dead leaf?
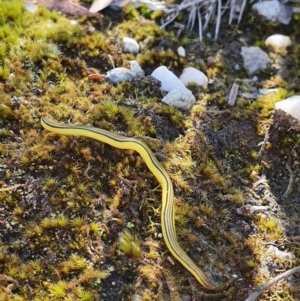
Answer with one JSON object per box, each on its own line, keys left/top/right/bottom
{"left": 88, "top": 74, "right": 105, "bottom": 81}
{"left": 35, "top": 0, "right": 102, "bottom": 17}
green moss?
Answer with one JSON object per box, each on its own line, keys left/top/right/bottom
{"left": 124, "top": 5, "right": 140, "bottom": 20}
{"left": 139, "top": 4, "right": 152, "bottom": 19}
{"left": 119, "top": 230, "right": 142, "bottom": 257}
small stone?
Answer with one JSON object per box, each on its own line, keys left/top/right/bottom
{"left": 89, "top": 0, "right": 113, "bottom": 12}
{"left": 265, "top": 34, "right": 292, "bottom": 52}
{"left": 105, "top": 67, "right": 135, "bottom": 84}
{"left": 252, "top": 0, "right": 292, "bottom": 25}
{"left": 162, "top": 86, "right": 195, "bottom": 110}
{"left": 86, "top": 24, "right": 96, "bottom": 34}
{"left": 259, "top": 88, "right": 278, "bottom": 95}
{"left": 267, "top": 245, "right": 295, "bottom": 260}
{"left": 241, "top": 46, "right": 270, "bottom": 76}
{"left": 151, "top": 66, "right": 185, "bottom": 92}
{"left": 110, "top": 0, "right": 132, "bottom": 10}
{"left": 234, "top": 64, "right": 240, "bottom": 71}
{"left": 275, "top": 95, "right": 300, "bottom": 122}
{"left": 130, "top": 60, "right": 145, "bottom": 78}
{"left": 177, "top": 46, "right": 186, "bottom": 57}
{"left": 179, "top": 67, "right": 208, "bottom": 89}
{"left": 207, "top": 56, "right": 216, "bottom": 67}
{"left": 123, "top": 37, "right": 139, "bottom": 54}
{"left": 132, "top": 295, "right": 142, "bottom": 301}
{"left": 24, "top": 2, "right": 38, "bottom": 13}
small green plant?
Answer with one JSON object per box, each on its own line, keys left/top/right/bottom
{"left": 250, "top": 150, "right": 259, "bottom": 159}
{"left": 20, "top": 156, "right": 30, "bottom": 165}
{"left": 43, "top": 178, "right": 57, "bottom": 191}
{"left": 47, "top": 281, "right": 68, "bottom": 299}
{"left": 246, "top": 259, "right": 256, "bottom": 268}
{"left": 119, "top": 230, "right": 142, "bottom": 257}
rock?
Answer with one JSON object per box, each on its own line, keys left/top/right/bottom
{"left": 89, "top": 0, "right": 113, "bottom": 12}
{"left": 275, "top": 95, "right": 300, "bottom": 122}
{"left": 179, "top": 67, "right": 208, "bottom": 89}
{"left": 151, "top": 66, "right": 185, "bottom": 92}
{"left": 267, "top": 245, "right": 295, "bottom": 260}
{"left": 234, "top": 64, "right": 240, "bottom": 71}
{"left": 259, "top": 88, "right": 278, "bottom": 95}
{"left": 252, "top": 0, "right": 293, "bottom": 25}
{"left": 161, "top": 86, "right": 195, "bottom": 110}
{"left": 207, "top": 56, "right": 216, "bottom": 67}
{"left": 110, "top": 0, "right": 130, "bottom": 10}
{"left": 177, "top": 46, "right": 186, "bottom": 57}
{"left": 105, "top": 67, "right": 135, "bottom": 84}
{"left": 265, "top": 34, "right": 292, "bottom": 52}
{"left": 25, "top": 2, "right": 38, "bottom": 13}
{"left": 123, "top": 37, "right": 139, "bottom": 54}
{"left": 85, "top": 24, "right": 96, "bottom": 34}
{"left": 130, "top": 60, "right": 145, "bottom": 78}
{"left": 241, "top": 46, "right": 270, "bottom": 76}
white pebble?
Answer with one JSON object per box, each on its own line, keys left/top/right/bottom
{"left": 151, "top": 66, "right": 185, "bottom": 92}
{"left": 177, "top": 46, "right": 186, "bottom": 57}
{"left": 130, "top": 60, "right": 144, "bottom": 78}
{"left": 252, "top": 0, "right": 292, "bottom": 25}
{"left": 252, "top": 0, "right": 280, "bottom": 22}
{"left": 123, "top": 37, "right": 139, "bottom": 54}
{"left": 234, "top": 64, "right": 240, "bottom": 71}
{"left": 265, "top": 34, "right": 292, "bottom": 52}
{"left": 206, "top": 32, "right": 212, "bottom": 39}
{"left": 105, "top": 67, "right": 135, "bottom": 84}
{"left": 24, "top": 2, "right": 38, "bottom": 13}
{"left": 275, "top": 95, "right": 300, "bottom": 121}
{"left": 179, "top": 67, "right": 208, "bottom": 89}
{"left": 162, "top": 86, "right": 195, "bottom": 110}
{"left": 89, "top": 0, "right": 113, "bottom": 12}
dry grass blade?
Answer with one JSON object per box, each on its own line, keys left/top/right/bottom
{"left": 244, "top": 265, "right": 300, "bottom": 301}
{"left": 159, "top": 0, "right": 250, "bottom": 40}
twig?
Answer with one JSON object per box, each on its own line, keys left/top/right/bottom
{"left": 238, "top": 0, "right": 248, "bottom": 24}
{"left": 244, "top": 265, "right": 300, "bottom": 301}
{"left": 258, "top": 127, "right": 269, "bottom": 157}
{"left": 0, "top": 184, "right": 24, "bottom": 192}
{"left": 228, "top": 83, "right": 239, "bottom": 106}
{"left": 283, "top": 158, "right": 293, "bottom": 198}
{"left": 215, "top": 0, "right": 222, "bottom": 39}
{"left": 108, "top": 54, "right": 115, "bottom": 69}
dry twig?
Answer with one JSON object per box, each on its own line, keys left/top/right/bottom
{"left": 244, "top": 265, "right": 300, "bottom": 301}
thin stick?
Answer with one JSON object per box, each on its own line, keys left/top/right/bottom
{"left": 283, "top": 159, "right": 294, "bottom": 198}
{"left": 0, "top": 184, "right": 24, "bottom": 192}
{"left": 244, "top": 265, "right": 300, "bottom": 301}
{"left": 238, "top": 0, "right": 247, "bottom": 23}
{"left": 215, "top": 0, "right": 222, "bottom": 39}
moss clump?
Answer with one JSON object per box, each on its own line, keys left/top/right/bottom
{"left": 118, "top": 230, "right": 142, "bottom": 257}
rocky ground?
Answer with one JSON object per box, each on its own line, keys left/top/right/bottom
{"left": 0, "top": 1, "right": 300, "bottom": 301}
